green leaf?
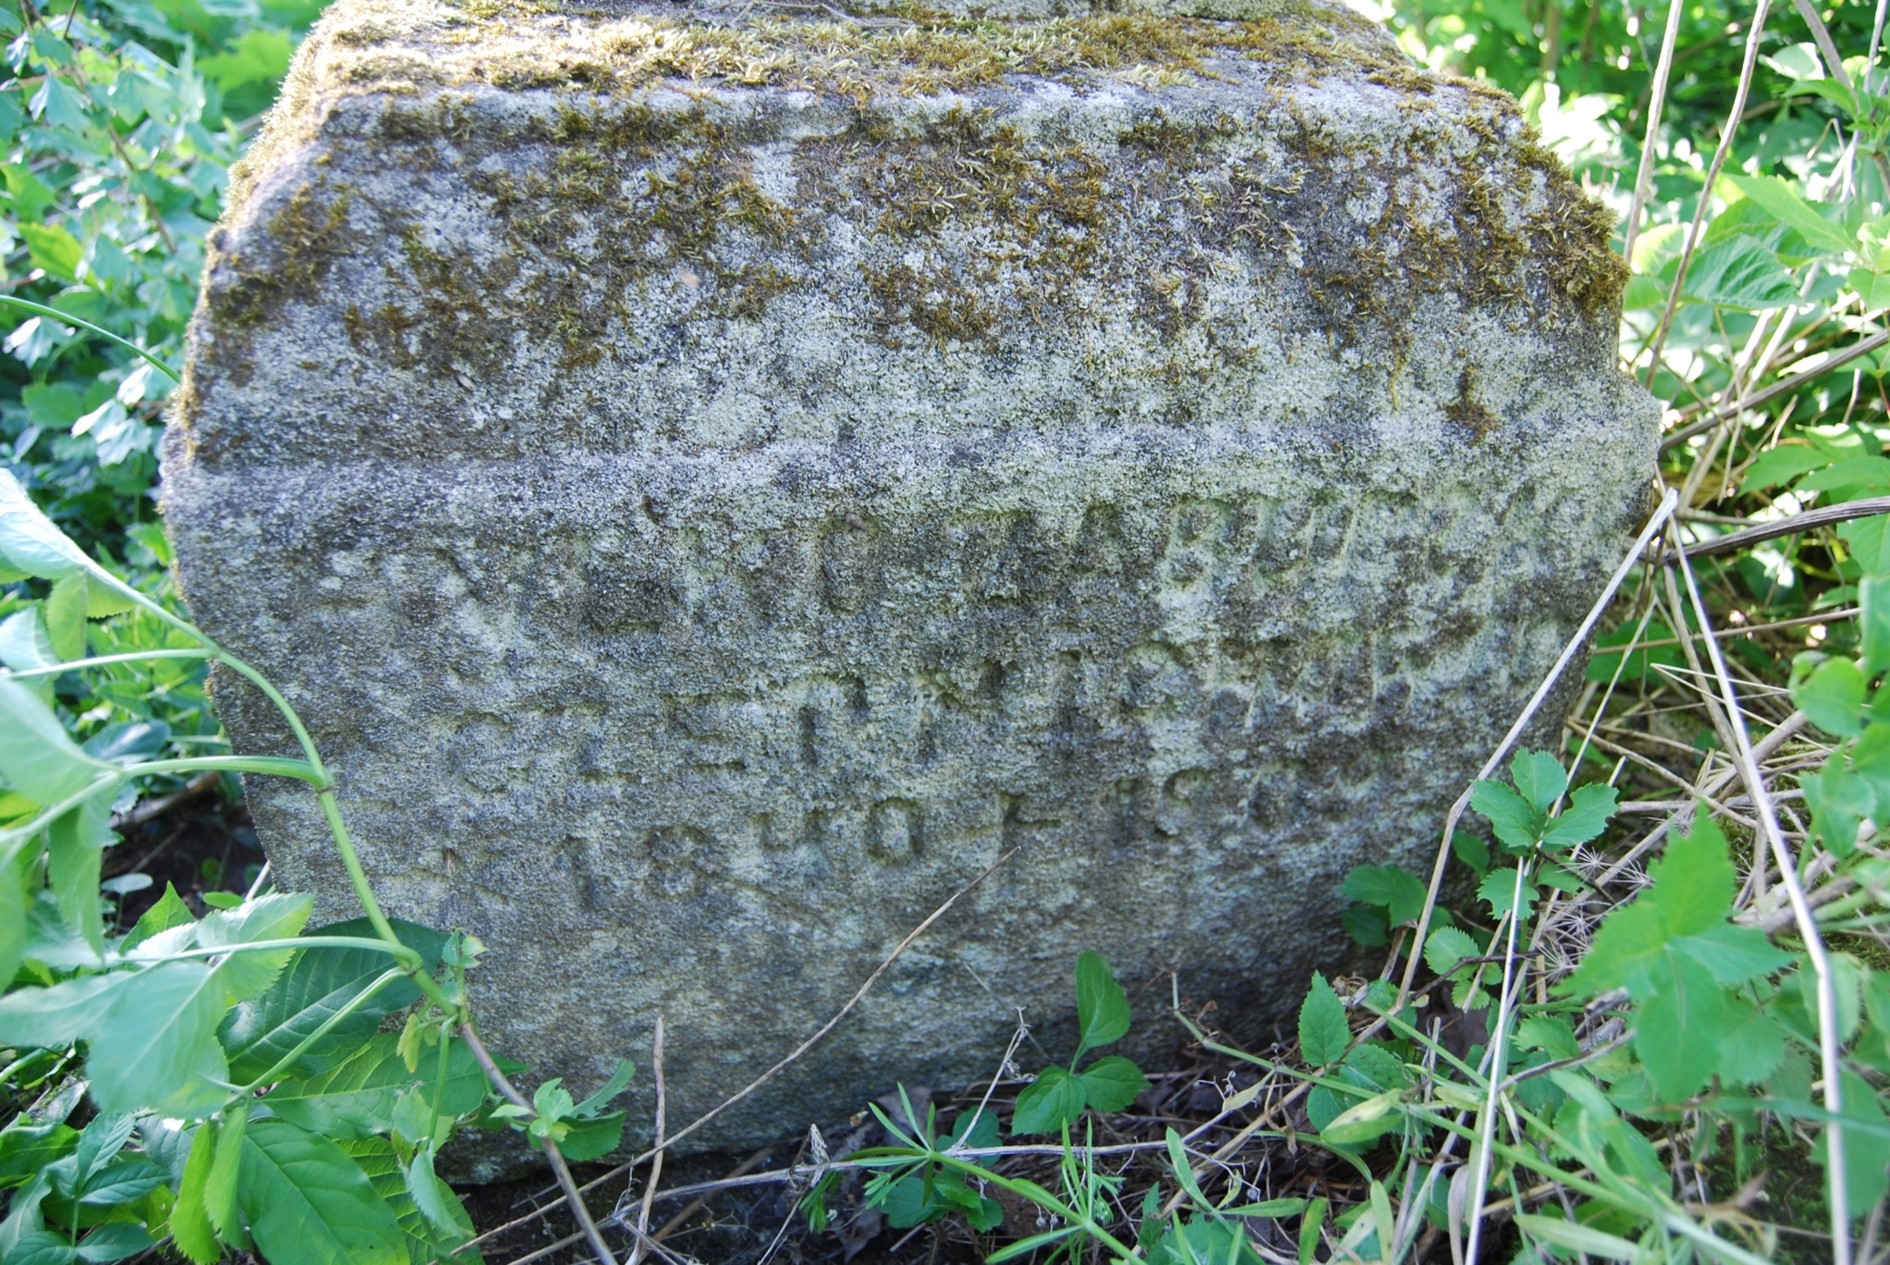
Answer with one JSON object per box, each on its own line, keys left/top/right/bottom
{"left": 266, "top": 1034, "right": 484, "bottom": 1141}
{"left": 238, "top": 1119, "right": 406, "bottom": 1265}
{"left": 1540, "top": 783, "right": 1617, "bottom": 850}
{"left": 199, "top": 893, "right": 313, "bottom": 1003}
{"left": 556, "top": 1111, "right": 626, "bottom": 1162}
{"left": 87, "top": 962, "right": 230, "bottom": 1116}
{"left": 27, "top": 75, "right": 89, "bottom": 131}
{"left": 1743, "top": 443, "right": 1840, "bottom": 490}
{"left": 1423, "top": 927, "right": 1480, "bottom": 976}
{"left": 43, "top": 575, "right": 87, "bottom": 664}
{"left": 1011, "top": 1066, "right": 1086, "bottom": 1135}
{"left": 0, "top": 972, "right": 127, "bottom": 1047}
{"left": 168, "top": 1125, "right": 219, "bottom": 1265}
{"left": 75, "top": 1223, "right": 154, "bottom": 1263}
{"left": 1670, "top": 922, "right": 1794, "bottom": 986}
{"left": 1078, "top": 1055, "right": 1150, "bottom": 1113}
{"left": 1469, "top": 779, "right": 1540, "bottom": 852}
{"left": 404, "top": 1148, "right": 474, "bottom": 1244}
{"left": 1339, "top": 864, "right": 1428, "bottom": 925}
{"left": 1514, "top": 1014, "right": 1579, "bottom": 1061}
{"left": 122, "top": 883, "right": 195, "bottom": 953}
{"left": 1863, "top": 577, "right": 1890, "bottom": 675}
{"left": 206, "top": 1110, "right": 247, "bottom": 1244}
{"left": 1679, "top": 235, "right": 1799, "bottom": 309}
{"left": 0, "top": 676, "right": 116, "bottom": 807}
{"left": 336, "top": 1137, "right": 481, "bottom": 1265}
{"left": 1841, "top": 512, "right": 1890, "bottom": 577}
{"left": 572, "top": 1058, "right": 636, "bottom": 1116}
{"left": 1796, "top": 455, "right": 1890, "bottom": 497}
{"left": 1508, "top": 750, "right": 1567, "bottom": 815}
{"left": 1714, "top": 997, "right": 1788, "bottom": 1086}
{"left": 1297, "top": 973, "right": 1348, "bottom": 1067}
{"left": 0, "top": 470, "right": 92, "bottom": 580}
{"left": 0, "top": 608, "right": 59, "bottom": 689}
{"left": 48, "top": 786, "right": 118, "bottom": 956}
{"left": 1723, "top": 173, "right": 1856, "bottom": 255}
{"left": 1477, "top": 866, "right": 1537, "bottom": 921}
{"left": 221, "top": 918, "right": 446, "bottom": 1083}
{"left": 0, "top": 837, "right": 36, "bottom": 989}
{"left": 1073, "top": 950, "right": 1132, "bottom": 1056}
{"left": 1633, "top": 948, "right": 1726, "bottom": 1102}
{"left": 1515, "top": 1214, "right": 1641, "bottom": 1261}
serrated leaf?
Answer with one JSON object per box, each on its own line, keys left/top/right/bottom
{"left": 1078, "top": 1055, "right": 1149, "bottom": 1113}
{"left": 1680, "top": 234, "right": 1799, "bottom": 309}
{"left": 44, "top": 575, "right": 87, "bottom": 662}
{"left": 86, "top": 961, "right": 229, "bottom": 1116}
{"left": 556, "top": 1111, "right": 625, "bottom": 1162}
{"left": 1541, "top": 783, "right": 1617, "bottom": 850}
{"left": 1339, "top": 864, "right": 1428, "bottom": 925}
{"left": 48, "top": 786, "right": 118, "bottom": 956}
{"left": 404, "top": 1148, "right": 474, "bottom": 1244}
{"left": 1011, "top": 1066, "right": 1086, "bottom": 1135}
{"left": 336, "top": 1136, "right": 483, "bottom": 1265}
{"left": 221, "top": 918, "right": 446, "bottom": 1083}
{"left": 122, "top": 883, "right": 194, "bottom": 953}
{"left": 1671, "top": 922, "right": 1795, "bottom": 986}
{"left": 1514, "top": 1014, "right": 1579, "bottom": 1061}
{"left": 1715, "top": 997, "right": 1788, "bottom": 1086}
{"left": 1634, "top": 951, "right": 1727, "bottom": 1102}
{"left": 1648, "top": 815, "right": 1737, "bottom": 939}
{"left": 199, "top": 892, "right": 313, "bottom": 1003}
{"left": 0, "top": 972, "right": 127, "bottom": 1047}
{"left": 266, "top": 1034, "right": 484, "bottom": 1141}
{"left": 1723, "top": 173, "right": 1856, "bottom": 255}
{"left": 0, "top": 676, "right": 116, "bottom": 807}
{"left": 1073, "top": 950, "right": 1131, "bottom": 1057}
{"left": 1297, "top": 972, "right": 1349, "bottom": 1067}
{"left": 206, "top": 1110, "right": 248, "bottom": 1245}
{"left": 1469, "top": 780, "right": 1540, "bottom": 852}
{"left": 1423, "top": 927, "right": 1480, "bottom": 976}
{"left": 1508, "top": 750, "right": 1567, "bottom": 815}
{"left": 1796, "top": 656, "right": 1867, "bottom": 736}
{"left": 0, "top": 470, "right": 91, "bottom": 580}
{"left": 168, "top": 1124, "right": 219, "bottom": 1265}
{"left": 239, "top": 1119, "right": 405, "bottom": 1265}
{"left": 1477, "top": 866, "right": 1538, "bottom": 921}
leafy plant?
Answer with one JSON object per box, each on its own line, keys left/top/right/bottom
{"left": 1010, "top": 951, "right": 1151, "bottom": 1137}
{"left": 0, "top": 472, "right": 637, "bottom": 1265}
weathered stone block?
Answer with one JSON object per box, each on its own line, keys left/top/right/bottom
{"left": 164, "top": 0, "right": 1657, "bottom": 1150}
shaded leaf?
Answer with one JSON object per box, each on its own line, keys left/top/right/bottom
{"left": 1297, "top": 973, "right": 1348, "bottom": 1067}
{"left": 1078, "top": 1055, "right": 1149, "bottom": 1113}
{"left": 238, "top": 1119, "right": 405, "bottom": 1265}
{"left": 1011, "top": 1066, "right": 1085, "bottom": 1136}
{"left": 1073, "top": 950, "right": 1131, "bottom": 1056}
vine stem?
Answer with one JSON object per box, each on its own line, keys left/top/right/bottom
{"left": 459, "top": 1023, "right": 621, "bottom": 1265}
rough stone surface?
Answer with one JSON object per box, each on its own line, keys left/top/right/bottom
{"left": 164, "top": 0, "right": 1658, "bottom": 1152}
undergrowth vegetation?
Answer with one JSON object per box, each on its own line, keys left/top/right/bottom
{"left": 2, "top": 0, "right": 1890, "bottom": 1262}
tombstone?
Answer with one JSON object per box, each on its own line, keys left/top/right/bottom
{"left": 163, "top": 0, "right": 1658, "bottom": 1151}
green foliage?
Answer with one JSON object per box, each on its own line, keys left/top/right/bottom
{"left": 1010, "top": 951, "right": 1151, "bottom": 1136}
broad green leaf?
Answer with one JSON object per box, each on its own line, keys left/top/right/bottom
{"left": 0, "top": 1118, "right": 78, "bottom": 1186}
{"left": 1679, "top": 235, "right": 1798, "bottom": 309}
{"left": 1648, "top": 815, "right": 1737, "bottom": 938}
{"left": 1714, "top": 997, "right": 1788, "bottom": 1086}
{"left": 336, "top": 1137, "right": 482, "bottom": 1265}
{"left": 1514, "top": 1014, "right": 1578, "bottom": 1061}
{"left": 1863, "top": 577, "right": 1890, "bottom": 674}
{"left": 73, "top": 1114, "right": 136, "bottom": 1184}
{"left": 1796, "top": 455, "right": 1890, "bottom": 498}
{"left": 1078, "top": 1055, "right": 1150, "bottom": 1113}
{"left": 1476, "top": 866, "right": 1537, "bottom": 921}
{"left": 1468, "top": 780, "right": 1539, "bottom": 852}
{"left": 1723, "top": 173, "right": 1856, "bottom": 255}
{"left": 47, "top": 786, "right": 119, "bottom": 956}
{"left": 75, "top": 1223, "right": 154, "bottom": 1264}
{"left": 1815, "top": 1069, "right": 1890, "bottom": 1215}
{"left": 572, "top": 1057, "right": 636, "bottom": 1116}
{"left": 1540, "top": 783, "right": 1617, "bottom": 850}
{"left": 0, "top": 836, "right": 33, "bottom": 989}
{"left": 1840, "top": 512, "right": 1890, "bottom": 576}
{"left": 1671, "top": 922, "right": 1794, "bottom": 986}
{"left": 0, "top": 972, "right": 126, "bottom": 1047}
{"left": 0, "top": 609, "right": 58, "bottom": 692}
{"left": 1743, "top": 443, "right": 1839, "bottom": 490}
{"left": 266, "top": 1034, "right": 485, "bottom": 1141}
{"left": 0, "top": 677, "right": 116, "bottom": 807}
{"left": 238, "top": 1119, "right": 405, "bottom": 1265}
{"left": 404, "top": 1148, "right": 474, "bottom": 1244}
{"left": 0, "top": 472, "right": 92, "bottom": 581}
{"left": 199, "top": 892, "right": 313, "bottom": 1003}
{"left": 1634, "top": 950, "right": 1726, "bottom": 1102}
{"left": 1297, "top": 973, "right": 1348, "bottom": 1067}
{"left": 8, "top": 1230, "right": 78, "bottom": 1265}
{"left": 1508, "top": 750, "right": 1567, "bottom": 815}
{"left": 221, "top": 918, "right": 446, "bottom": 1083}
{"left": 1339, "top": 864, "right": 1428, "bottom": 925}
{"left": 1423, "top": 927, "right": 1480, "bottom": 976}
{"left": 1073, "top": 950, "right": 1131, "bottom": 1056}
{"left": 74, "top": 1159, "right": 163, "bottom": 1206}
{"left": 205, "top": 1110, "right": 247, "bottom": 1244}
{"left": 86, "top": 962, "right": 229, "bottom": 1117}
{"left": 1010, "top": 1066, "right": 1086, "bottom": 1135}
{"left": 122, "top": 883, "right": 195, "bottom": 953}
{"left": 555, "top": 1111, "right": 625, "bottom": 1163}
{"left": 168, "top": 1125, "right": 219, "bottom": 1265}
{"left": 1320, "top": 1089, "right": 1402, "bottom": 1147}
{"left": 44, "top": 577, "right": 88, "bottom": 664}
